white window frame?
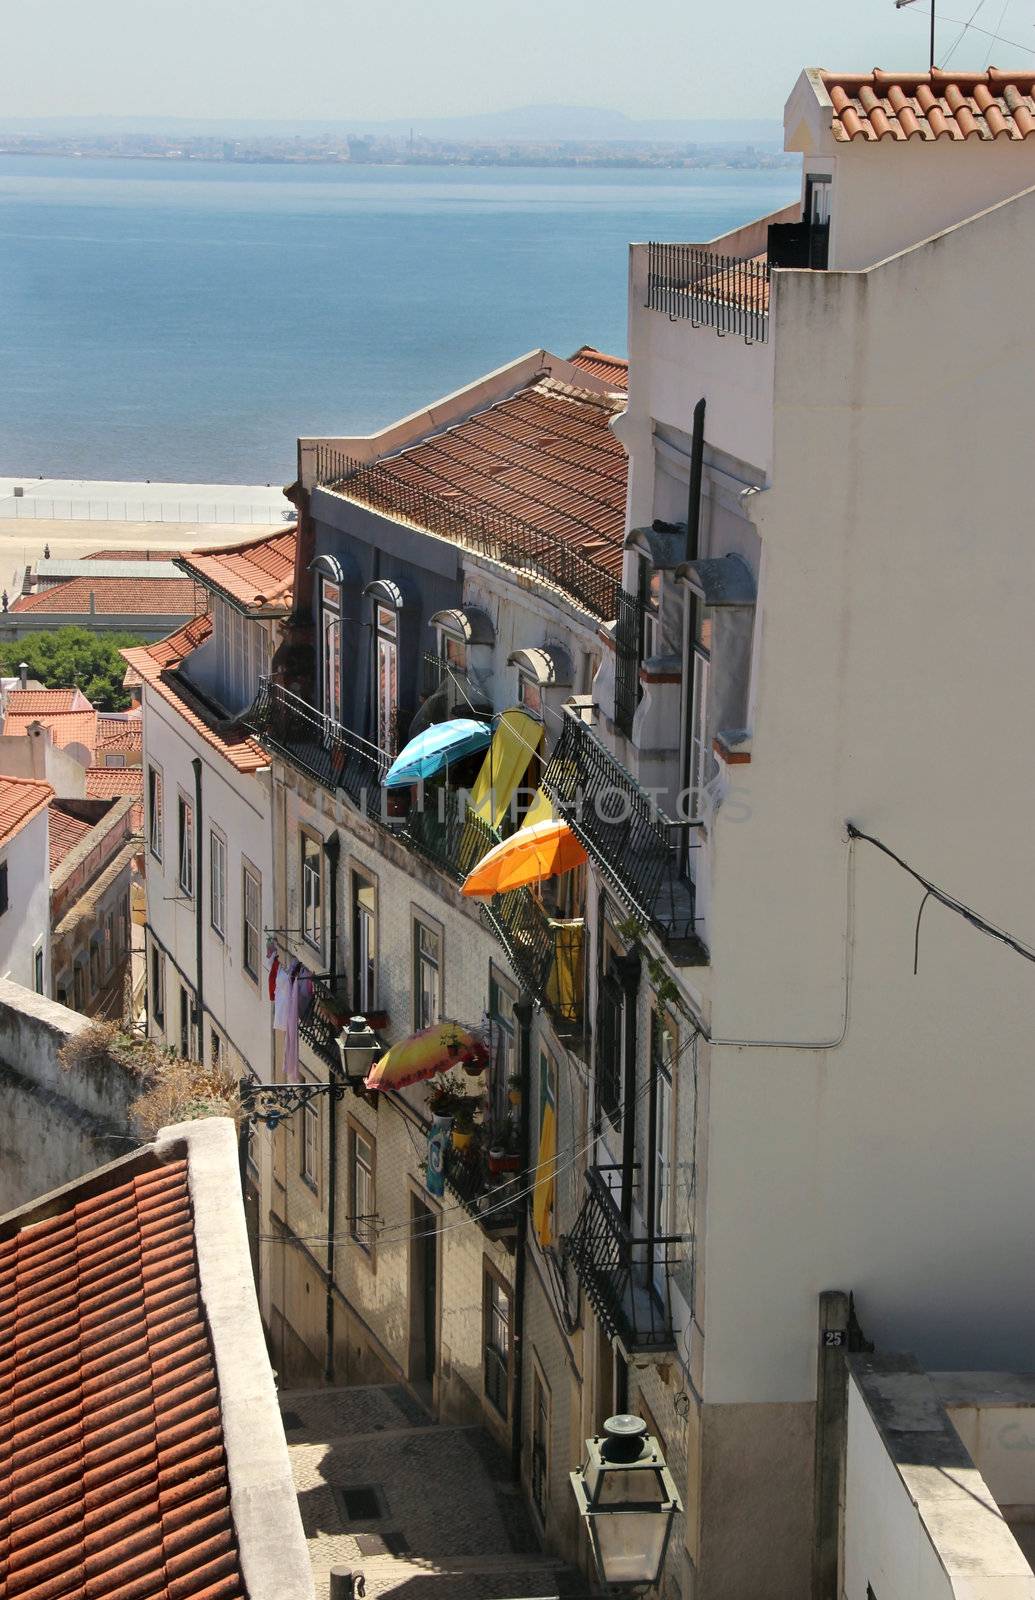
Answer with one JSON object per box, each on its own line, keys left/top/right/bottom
{"left": 210, "top": 829, "right": 227, "bottom": 938}
{"left": 352, "top": 870, "right": 377, "bottom": 1013}
{"left": 242, "top": 860, "right": 261, "bottom": 983}
{"left": 301, "top": 831, "right": 323, "bottom": 952}
{"left": 301, "top": 1078, "right": 321, "bottom": 1192}
{"left": 150, "top": 941, "right": 166, "bottom": 1028}
{"left": 688, "top": 648, "right": 712, "bottom": 817}
{"left": 177, "top": 793, "right": 194, "bottom": 898}
{"left": 322, "top": 579, "right": 342, "bottom": 723}
{"left": 349, "top": 1121, "right": 376, "bottom": 1254}
{"left": 376, "top": 604, "right": 399, "bottom": 755}
{"left": 147, "top": 763, "right": 163, "bottom": 860}
{"left": 413, "top": 914, "right": 442, "bottom": 1032}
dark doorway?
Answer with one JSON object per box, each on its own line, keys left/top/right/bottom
{"left": 410, "top": 1196, "right": 439, "bottom": 1394}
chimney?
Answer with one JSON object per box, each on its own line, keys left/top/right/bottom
{"left": 19, "top": 662, "right": 27, "bottom": 687}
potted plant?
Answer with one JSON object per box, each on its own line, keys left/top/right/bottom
{"left": 315, "top": 978, "right": 353, "bottom": 1030}
{"left": 451, "top": 1101, "right": 477, "bottom": 1151}
{"left": 426, "top": 1070, "right": 465, "bottom": 1122}
{"left": 507, "top": 1073, "right": 523, "bottom": 1107}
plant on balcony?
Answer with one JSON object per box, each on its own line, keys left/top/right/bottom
{"left": 507, "top": 1072, "right": 522, "bottom": 1106}
{"left": 451, "top": 1100, "right": 478, "bottom": 1150}
{"left": 426, "top": 1069, "right": 468, "bottom": 1120}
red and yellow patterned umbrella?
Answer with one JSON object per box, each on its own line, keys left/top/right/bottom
{"left": 365, "top": 1020, "right": 490, "bottom": 1092}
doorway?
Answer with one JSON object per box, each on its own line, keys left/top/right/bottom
{"left": 410, "top": 1195, "right": 439, "bottom": 1396}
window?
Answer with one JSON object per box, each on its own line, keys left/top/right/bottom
{"left": 321, "top": 579, "right": 342, "bottom": 723}
{"left": 352, "top": 871, "right": 377, "bottom": 1012}
{"left": 177, "top": 795, "right": 194, "bottom": 898}
{"left": 531, "top": 1365, "right": 550, "bottom": 1524}
{"left": 376, "top": 605, "right": 399, "bottom": 755}
{"left": 210, "top": 1027, "right": 222, "bottom": 1069}
{"left": 650, "top": 1011, "right": 676, "bottom": 1296}
{"left": 413, "top": 917, "right": 441, "bottom": 1032}
{"left": 483, "top": 1265, "right": 512, "bottom": 1419}
{"left": 210, "top": 830, "right": 227, "bottom": 937}
{"left": 517, "top": 671, "right": 542, "bottom": 716}
{"left": 150, "top": 942, "right": 165, "bottom": 1027}
{"left": 33, "top": 942, "right": 45, "bottom": 995}
{"left": 596, "top": 957, "right": 624, "bottom": 1128}
{"left": 688, "top": 611, "right": 716, "bottom": 818}
{"left": 104, "top": 911, "right": 114, "bottom": 975}
{"left": 489, "top": 971, "right": 516, "bottom": 1127}
{"left": 179, "top": 983, "right": 194, "bottom": 1060}
{"left": 0, "top": 860, "right": 8, "bottom": 916}
{"left": 73, "top": 964, "right": 85, "bottom": 1011}
{"left": 301, "top": 1079, "right": 320, "bottom": 1191}
{"left": 538, "top": 1048, "right": 558, "bottom": 1243}
{"left": 439, "top": 628, "right": 467, "bottom": 673}
{"left": 89, "top": 943, "right": 100, "bottom": 997}
{"left": 348, "top": 1123, "right": 376, "bottom": 1253}
{"left": 147, "top": 765, "right": 163, "bottom": 859}
{"left": 242, "top": 862, "right": 261, "bottom": 982}
{"left": 301, "top": 832, "right": 322, "bottom": 951}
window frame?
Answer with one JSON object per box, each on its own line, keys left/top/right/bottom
{"left": 483, "top": 1259, "right": 513, "bottom": 1421}
{"left": 321, "top": 578, "right": 342, "bottom": 723}
{"left": 530, "top": 1357, "right": 551, "bottom": 1527}
{"left": 412, "top": 912, "right": 443, "bottom": 1033}
{"left": 242, "top": 859, "right": 262, "bottom": 984}
{"left": 488, "top": 967, "right": 518, "bottom": 1128}
{"left": 351, "top": 868, "right": 378, "bottom": 1013}
{"left": 0, "top": 859, "right": 9, "bottom": 916}
{"left": 209, "top": 828, "right": 227, "bottom": 939}
{"left": 300, "top": 1075, "right": 321, "bottom": 1194}
{"left": 348, "top": 1118, "right": 377, "bottom": 1258}
{"left": 32, "top": 940, "right": 45, "bottom": 995}
{"left": 150, "top": 940, "right": 165, "bottom": 1027}
{"left": 147, "top": 763, "right": 163, "bottom": 861}
{"left": 375, "top": 604, "right": 399, "bottom": 755}
{"left": 177, "top": 792, "right": 194, "bottom": 899}
{"left": 300, "top": 830, "right": 323, "bottom": 953}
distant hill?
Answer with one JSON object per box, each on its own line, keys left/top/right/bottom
{"left": 0, "top": 104, "right": 784, "bottom": 148}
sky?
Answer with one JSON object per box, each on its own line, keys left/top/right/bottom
{"left": 6, "top": 0, "right": 1035, "bottom": 123}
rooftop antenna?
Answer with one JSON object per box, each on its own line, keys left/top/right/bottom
{"left": 895, "top": 0, "right": 936, "bottom": 71}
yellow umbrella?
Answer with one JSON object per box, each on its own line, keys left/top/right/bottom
{"left": 461, "top": 818, "right": 587, "bottom": 899}
{"left": 365, "top": 1020, "right": 490, "bottom": 1091}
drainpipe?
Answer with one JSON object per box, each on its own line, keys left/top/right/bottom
{"left": 512, "top": 999, "right": 533, "bottom": 1484}
{"left": 322, "top": 830, "right": 341, "bottom": 1384}
{"left": 679, "top": 398, "right": 706, "bottom": 876}
{"left": 616, "top": 952, "right": 641, "bottom": 1230}
{"left": 191, "top": 758, "right": 204, "bottom": 1054}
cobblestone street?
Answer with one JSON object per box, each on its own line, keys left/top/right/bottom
{"left": 281, "top": 1385, "right": 584, "bottom": 1599}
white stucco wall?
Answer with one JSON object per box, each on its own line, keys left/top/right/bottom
{"left": 0, "top": 807, "right": 49, "bottom": 993}
{"left": 694, "top": 182, "right": 1035, "bottom": 1402}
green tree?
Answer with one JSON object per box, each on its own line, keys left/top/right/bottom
{"left": 0, "top": 628, "right": 145, "bottom": 711}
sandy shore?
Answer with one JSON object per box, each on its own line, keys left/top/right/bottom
{"left": 0, "top": 519, "right": 282, "bottom": 597}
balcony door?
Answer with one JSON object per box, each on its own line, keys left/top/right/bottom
{"left": 376, "top": 604, "right": 399, "bottom": 755}
{"left": 650, "top": 1011, "right": 676, "bottom": 1300}
{"left": 321, "top": 579, "right": 342, "bottom": 724}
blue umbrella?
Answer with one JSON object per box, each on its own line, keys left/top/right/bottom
{"left": 383, "top": 718, "right": 493, "bottom": 788}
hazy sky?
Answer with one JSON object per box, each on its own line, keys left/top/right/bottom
{"left": 7, "top": 0, "right": 1034, "bottom": 122}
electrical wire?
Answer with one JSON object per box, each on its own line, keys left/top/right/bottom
{"left": 941, "top": 0, "right": 990, "bottom": 66}
{"left": 903, "top": 4, "right": 1035, "bottom": 55}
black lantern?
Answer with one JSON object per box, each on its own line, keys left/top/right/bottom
{"left": 336, "top": 1015, "right": 380, "bottom": 1088}
{"left": 569, "top": 1414, "right": 682, "bottom": 1591}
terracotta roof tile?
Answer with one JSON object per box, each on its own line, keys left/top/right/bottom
{"left": 48, "top": 803, "right": 94, "bottom": 870}
{"left": 97, "top": 714, "right": 143, "bottom": 753}
{"left": 178, "top": 528, "right": 297, "bottom": 613}
{"left": 3, "top": 689, "right": 91, "bottom": 715}
{"left": 3, "top": 708, "right": 97, "bottom": 758}
{"left": 0, "top": 1160, "right": 247, "bottom": 1600}
{"left": 0, "top": 776, "right": 53, "bottom": 849}
{"left": 822, "top": 68, "right": 1035, "bottom": 141}
{"left": 10, "top": 577, "right": 196, "bottom": 617}
{"left": 568, "top": 346, "right": 629, "bottom": 388}
{"left": 122, "top": 618, "right": 267, "bottom": 776}
{"left": 84, "top": 549, "right": 184, "bottom": 562}
{"left": 342, "top": 376, "right": 628, "bottom": 582}
{"left": 85, "top": 766, "right": 145, "bottom": 803}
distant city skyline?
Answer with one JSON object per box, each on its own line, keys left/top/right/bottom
{"left": 8, "top": 0, "right": 1034, "bottom": 123}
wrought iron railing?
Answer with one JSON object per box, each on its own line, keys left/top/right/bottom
{"left": 542, "top": 709, "right": 699, "bottom": 940}
{"left": 646, "top": 242, "right": 770, "bottom": 344}
{"left": 250, "top": 680, "right": 388, "bottom": 813}
{"left": 444, "top": 1142, "right": 522, "bottom": 1237}
{"left": 565, "top": 1167, "right": 685, "bottom": 1352}
{"left": 400, "top": 787, "right": 497, "bottom": 885}
{"left": 311, "top": 450, "right": 622, "bottom": 623}
{"left": 481, "top": 892, "right": 585, "bottom": 1029}
{"left": 298, "top": 987, "right": 341, "bottom": 1073}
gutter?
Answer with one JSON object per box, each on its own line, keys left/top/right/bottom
{"left": 322, "top": 830, "right": 341, "bottom": 1383}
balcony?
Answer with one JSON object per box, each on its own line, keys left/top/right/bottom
{"left": 297, "top": 986, "right": 340, "bottom": 1072}
{"left": 251, "top": 680, "right": 388, "bottom": 813}
{"left": 645, "top": 241, "right": 770, "bottom": 345}
{"left": 481, "top": 890, "right": 585, "bottom": 1034}
{"left": 443, "top": 1142, "right": 522, "bottom": 1242}
{"left": 542, "top": 710, "right": 703, "bottom": 951}
{"left": 565, "top": 1167, "right": 685, "bottom": 1355}
{"left": 399, "top": 787, "right": 497, "bottom": 885}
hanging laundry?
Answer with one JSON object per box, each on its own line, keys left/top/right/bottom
{"left": 273, "top": 963, "right": 292, "bottom": 1032}
{"left": 283, "top": 962, "right": 302, "bottom": 1083}
{"left": 268, "top": 953, "right": 279, "bottom": 1004}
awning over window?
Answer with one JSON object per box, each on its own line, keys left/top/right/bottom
{"left": 309, "top": 551, "right": 360, "bottom": 585}
{"left": 363, "top": 577, "right": 407, "bottom": 610}
{"left": 468, "top": 708, "right": 543, "bottom": 830}
{"left": 675, "top": 553, "right": 756, "bottom": 606}
{"left": 429, "top": 605, "right": 495, "bottom": 646}
{"left": 532, "top": 1102, "right": 557, "bottom": 1248}
{"left": 507, "top": 645, "right": 574, "bottom": 688}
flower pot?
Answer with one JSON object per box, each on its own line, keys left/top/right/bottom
{"left": 508, "top": 1088, "right": 521, "bottom": 1107}
{"left": 451, "top": 1128, "right": 473, "bottom": 1151}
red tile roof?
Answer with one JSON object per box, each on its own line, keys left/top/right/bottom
{"left": 178, "top": 528, "right": 297, "bottom": 614}
{"left": 122, "top": 618, "right": 267, "bottom": 776}
{"left": 822, "top": 69, "right": 1035, "bottom": 142}
{"left": 0, "top": 776, "right": 52, "bottom": 849}
{"left": 10, "top": 576, "right": 195, "bottom": 617}
{"left": 86, "top": 765, "right": 145, "bottom": 803}
{"left": 97, "top": 713, "right": 143, "bottom": 753}
{"left": 3, "top": 708, "right": 97, "bottom": 758}
{"left": 48, "top": 802, "right": 94, "bottom": 870}
{"left": 348, "top": 376, "right": 628, "bottom": 581}
{"left": 568, "top": 346, "right": 629, "bottom": 389}
{"left": 3, "top": 689, "right": 90, "bottom": 715}
{"left": 0, "top": 1158, "right": 248, "bottom": 1600}
{"left": 85, "top": 548, "right": 186, "bottom": 561}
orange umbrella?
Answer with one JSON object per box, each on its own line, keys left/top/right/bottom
{"left": 461, "top": 818, "right": 587, "bottom": 899}
{"left": 365, "top": 1020, "right": 490, "bottom": 1091}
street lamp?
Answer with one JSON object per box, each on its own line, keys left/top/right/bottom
{"left": 336, "top": 1015, "right": 381, "bottom": 1088}
{"left": 570, "top": 1414, "right": 683, "bottom": 1592}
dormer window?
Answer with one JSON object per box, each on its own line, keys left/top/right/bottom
{"left": 376, "top": 605, "right": 398, "bottom": 756}
{"left": 321, "top": 578, "right": 341, "bottom": 723}
{"left": 518, "top": 672, "right": 543, "bottom": 717}
{"left": 677, "top": 553, "right": 757, "bottom": 820}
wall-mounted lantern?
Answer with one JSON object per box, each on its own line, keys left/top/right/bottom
{"left": 569, "top": 1414, "right": 683, "bottom": 1591}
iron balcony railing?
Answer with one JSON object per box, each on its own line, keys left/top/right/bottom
{"left": 541, "top": 709, "right": 699, "bottom": 942}
{"left": 250, "top": 680, "right": 389, "bottom": 813}
{"left": 645, "top": 241, "right": 770, "bottom": 345}
{"left": 613, "top": 587, "right": 647, "bottom": 739}
{"left": 481, "top": 892, "right": 585, "bottom": 1031}
{"left": 565, "top": 1166, "right": 685, "bottom": 1354}
{"left": 311, "top": 449, "right": 622, "bottom": 623}
{"left": 400, "top": 787, "right": 497, "bottom": 885}
{"left": 297, "top": 987, "right": 341, "bottom": 1073}
{"left": 444, "top": 1143, "right": 522, "bottom": 1239}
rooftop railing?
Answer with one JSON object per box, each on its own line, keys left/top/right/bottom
{"left": 250, "top": 680, "right": 389, "bottom": 812}
{"left": 565, "top": 1166, "right": 686, "bottom": 1354}
{"left": 646, "top": 241, "right": 770, "bottom": 345}
{"left": 541, "top": 708, "right": 700, "bottom": 945}
{"left": 312, "top": 449, "right": 622, "bottom": 623}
